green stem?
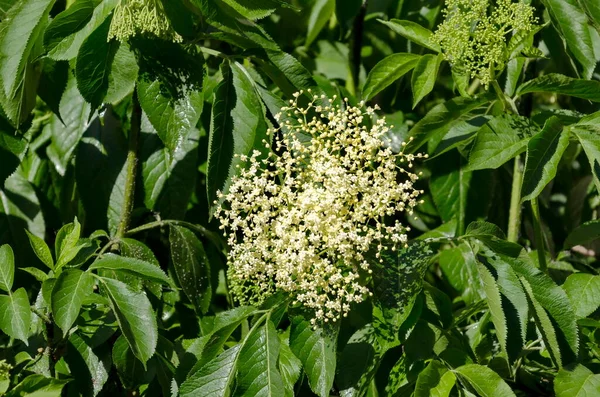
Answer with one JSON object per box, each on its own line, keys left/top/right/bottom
{"left": 530, "top": 198, "right": 547, "bottom": 272}
{"left": 116, "top": 93, "right": 142, "bottom": 239}
{"left": 507, "top": 156, "right": 523, "bottom": 242}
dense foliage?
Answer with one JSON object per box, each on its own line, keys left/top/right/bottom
{"left": 0, "top": 0, "right": 599, "bottom": 395}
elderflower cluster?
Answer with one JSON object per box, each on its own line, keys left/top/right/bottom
{"left": 216, "top": 92, "right": 426, "bottom": 325}
{"left": 433, "top": 0, "right": 538, "bottom": 87}
{"left": 108, "top": 0, "right": 182, "bottom": 43}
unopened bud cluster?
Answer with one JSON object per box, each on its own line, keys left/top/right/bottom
{"left": 108, "top": 0, "right": 182, "bottom": 43}
{"left": 433, "top": 0, "right": 538, "bottom": 87}
{"left": 216, "top": 92, "right": 426, "bottom": 325}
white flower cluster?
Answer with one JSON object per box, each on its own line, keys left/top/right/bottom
{"left": 216, "top": 92, "right": 425, "bottom": 325}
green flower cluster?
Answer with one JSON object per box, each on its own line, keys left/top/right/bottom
{"left": 108, "top": 0, "right": 182, "bottom": 43}
{"left": 433, "top": 0, "right": 538, "bottom": 87}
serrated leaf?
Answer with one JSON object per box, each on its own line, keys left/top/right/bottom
{"left": 100, "top": 276, "right": 158, "bottom": 365}
{"left": 476, "top": 263, "right": 508, "bottom": 359}
{"left": 25, "top": 230, "right": 53, "bottom": 270}
{"left": 289, "top": 316, "right": 337, "bottom": 397}
{"left": 379, "top": 19, "right": 440, "bottom": 52}
{"left": 51, "top": 269, "right": 94, "bottom": 333}
{"left": 563, "top": 274, "right": 600, "bottom": 318}
{"left": 236, "top": 320, "right": 285, "bottom": 396}
{"left": 46, "top": 74, "right": 92, "bottom": 176}
{"left": 90, "top": 253, "right": 171, "bottom": 286}
{"left": 565, "top": 220, "right": 600, "bottom": 248}
{"left": 105, "top": 43, "right": 138, "bottom": 105}
{"left": 219, "top": 0, "right": 282, "bottom": 20}
{"left": 554, "top": 364, "right": 600, "bottom": 396}
{"left": 522, "top": 117, "right": 568, "bottom": 201}
{"left": 66, "top": 333, "right": 110, "bottom": 396}
{"left": 0, "top": 287, "right": 30, "bottom": 343}
{"left": 306, "top": 0, "right": 334, "bottom": 47}
{"left": 411, "top": 53, "right": 441, "bottom": 106}
{"left": 112, "top": 334, "right": 154, "bottom": 389}
{"left": 5, "top": 374, "right": 68, "bottom": 397}
{"left": 361, "top": 53, "right": 420, "bottom": 101}
{"left": 75, "top": 16, "right": 119, "bottom": 109}
{"left": 453, "top": 365, "right": 515, "bottom": 397}
{"left": 517, "top": 74, "right": 600, "bottom": 101}
{"left": 0, "top": 125, "right": 28, "bottom": 184}
{"left": 179, "top": 344, "right": 241, "bottom": 397}
{"left": 278, "top": 339, "right": 301, "bottom": 397}
{"left": 540, "top": 0, "right": 595, "bottom": 79}
{"left": 580, "top": 0, "right": 600, "bottom": 30}
{"left": 569, "top": 112, "right": 600, "bottom": 192}
{"left": 414, "top": 360, "right": 454, "bottom": 397}
{"left": 20, "top": 267, "right": 48, "bottom": 282}
{"left": 169, "top": 225, "right": 211, "bottom": 313}
{"left": 0, "top": 243, "right": 14, "bottom": 292}
{"left": 438, "top": 243, "right": 483, "bottom": 305}
{"left": 44, "top": 0, "right": 95, "bottom": 52}
{"left": 55, "top": 217, "right": 82, "bottom": 269}
{"left": 206, "top": 61, "right": 269, "bottom": 211}
{"left": 432, "top": 116, "right": 490, "bottom": 158}
{"left": 466, "top": 115, "right": 535, "bottom": 171}
{"left": 119, "top": 238, "right": 162, "bottom": 298}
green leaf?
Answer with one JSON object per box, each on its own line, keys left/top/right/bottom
{"left": 289, "top": 316, "right": 337, "bottom": 397}
{"left": 55, "top": 217, "right": 83, "bottom": 269}
{"left": 44, "top": 0, "right": 95, "bottom": 52}
{"left": 206, "top": 61, "right": 269, "bottom": 211}
{"left": 0, "top": 287, "right": 30, "bottom": 343}
{"left": 5, "top": 374, "right": 68, "bottom": 397}
{"left": 466, "top": 115, "right": 535, "bottom": 171}
{"left": 179, "top": 344, "right": 241, "bottom": 397}
{"left": 414, "top": 360, "right": 455, "bottom": 397}
{"left": 540, "top": 0, "right": 595, "bottom": 79}
{"left": 517, "top": 74, "right": 600, "bottom": 101}
{"left": 112, "top": 334, "right": 154, "bottom": 389}
{"left": 477, "top": 263, "right": 508, "bottom": 360}
{"left": 135, "top": 38, "right": 203, "bottom": 152}
{"left": 0, "top": 125, "right": 28, "bottom": 185}
{"left": 46, "top": 75, "right": 92, "bottom": 176}
{"left": 89, "top": 253, "right": 171, "bottom": 286}
{"left": 0, "top": 244, "right": 14, "bottom": 292}
{"left": 521, "top": 117, "right": 569, "bottom": 201}
{"left": 565, "top": 220, "right": 600, "bottom": 248}
{"left": 0, "top": 0, "right": 54, "bottom": 97}
{"left": 100, "top": 276, "right": 158, "bottom": 365}
{"left": 562, "top": 274, "right": 600, "bottom": 318}
{"left": 25, "top": 230, "right": 53, "bottom": 270}
{"left": 47, "top": 0, "right": 118, "bottom": 61}
{"left": 438, "top": 243, "right": 483, "bottom": 305}
{"left": 169, "top": 225, "right": 212, "bottom": 313}
{"left": 570, "top": 112, "right": 600, "bottom": 192}
{"left": 453, "top": 365, "right": 515, "bottom": 397}
{"left": 305, "top": 0, "right": 334, "bottom": 47}
{"left": 51, "top": 269, "right": 94, "bottom": 333}
{"left": 580, "top": 0, "right": 600, "bottom": 30}
{"left": 105, "top": 43, "right": 138, "bottom": 105}
{"left": 219, "top": 0, "right": 284, "bottom": 20}
{"left": 75, "top": 16, "right": 119, "bottom": 109}
{"left": 379, "top": 19, "right": 440, "bottom": 52}
{"left": 411, "top": 53, "right": 442, "bottom": 108}
{"left": 405, "top": 93, "right": 493, "bottom": 154}
{"left": 278, "top": 338, "right": 302, "bottom": 397}
{"left": 554, "top": 364, "right": 600, "bottom": 396}
{"left": 237, "top": 320, "right": 285, "bottom": 396}
{"left": 361, "top": 53, "right": 420, "bottom": 101}
{"left": 432, "top": 116, "right": 490, "bottom": 158}
{"left": 66, "top": 333, "right": 110, "bottom": 397}
{"left": 20, "top": 267, "right": 48, "bottom": 282}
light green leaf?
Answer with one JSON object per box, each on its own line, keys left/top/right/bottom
{"left": 289, "top": 316, "right": 337, "bottom": 397}
{"left": 5, "top": 374, "right": 68, "bottom": 397}
{"left": 306, "top": 0, "right": 334, "bottom": 47}
{"left": 55, "top": 217, "right": 82, "bottom": 269}
{"left": 0, "top": 126, "right": 28, "bottom": 184}
{"left": 454, "top": 365, "right": 516, "bottom": 397}
{"left": 379, "top": 19, "right": 440, "bottom": 52}
{"left": 521, "top": 117, "right": 569, "bottom": 201}
{"left": 237, "top": 320, "right": 285, "bottom": 396}
{"left": 100, "top": 276, "right": 158, "bottom": 365}
{"left": 477, "top": 263, "right": 508, "bottom": 359}
{"left": 414, "top": 360, "right": 454, "bottom": 397}
{"left": 466, "top": 115, "right": 535, "bottom": 171}
{"left": 19, "top": 267, "right": 48, "bottom": 282}
{"left": 278, "top": 338, "right": 302, "bottom": 397}
{"left": 411, "top": 53, "right": 442, "bottom": 108}
{"left": 432, "top": 116, "right": 490, "bottom": 158}
{"left": 219, "top": 0, "right": 285, "bottom": 20}
{"left": 51, "top": 269, "right": 94, "bottom": 333}
{"left": 25, "top": 230, "right": 53, "bottom": 270}
{"left": 0, "top": 287, "right": 30, "bottom": 343}
{"left": 540, "top": 0, "right": 595, "bottom": 79}
{"left": 362, "top": 53, "right": 420, "bottom": 101}
{"left": 169, "top": 225, "right": 212, "bottom": 313}
{"left": 565, "top": 220, "right": 600, "bottom": 248}
{"left": 554, "top": 364, "right": 600, "bottom": 397}
{"left": 44, "top": 0, "right": 94, "bottom": 52}
{"left": 563, "top": 274, "right": 600, "bottom": 318}
{"left": 580, "top": 0, "right": 600, "bottom": 30}
{"left": 89, "top": 253, "right": 171, "bottom": 286}
{"left": 105, "top": 43, "right": 138, "bottom": 105}
{"left": 0, "top": 244, "right": 14, "bottom": 292}
{"left": 75, "top": 16, "right": 119, "bottom": 109}
{"left": 179, "top": 344, "right": 242, "bottom": 397}
{"left": 517, "top": 74, "right": 600, "bottom": 101}
{"left": 438, "top": 243, "right": 483, "bottom": 305}
{"left": 569, "top": 112, "right": 600, "bottom": 192}
{"left": 66, "top": 333, "right": 110, "bottom": 396}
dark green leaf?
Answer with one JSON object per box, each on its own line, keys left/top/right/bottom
{"left": 432, "top": 116, "right": 490, "bottom": 158}
{"left": 44, "top": 0, "right": 94, "bottom": 52}
{"left": 0, "top": 243, "right": 14, "bottom": 292}
{"left": 438, "top": 243, "right": 483, "bottom": 305}
{"left": 414, "top": 360, "right": 454, "bottom": 397}
{"left": 278, "top": 338, "right": 302, "bottom": 397}
{"left": 453, "top": 364, "right": 515, "bottom": 397}
{"left": 565, "top": 220, "right": 600, "bottom": 248}
{"left": 112, "top": 334, "right": 154, "bottom": 389}
{"left": 411, "top": 53, "right": 442, "bottom": 108}
{"left": 90, "top": 253, "right": 171, "bottom": 286}
{"left": 105, "top": 43, "right": 138, "bottom": 105}
{"left": 379, "top": 19, "right": 441, "bottom": 52}
{"left": 521, "top": 117, "right": 568, "bottom": 201}
{"left": 101, "top": 276, "right": 158, "bottom": 365}
{"left": 5, "top": 374, "right": 68, "bottom": 397}
{"left": 0, "top": 126, "right": 28, "bottom": 185}
{"left": 0, "top": 287, "right": 30, "bottom": 343}
{"left": 179, "top": 344, "right": 241, "bottom": 397}
{"left": 563, "top": 274, "right": 600, "bottom": 318}
{"left": 361, "top": 53, "right": 420, "bottom": 101}
{"left": 569, "top": 112, "right": 600, "bottom": 192}
{"left": 306, "top": 0, "right": 334, "bottom": 47}
{"left": 66, "top": 333, "right": 110, "bottom": 396}
{"left": 517, "top": 74, "right": 600, "bottom": 101}
{"left": 52, "top": 269, "right": 94, "bottom": 333}
{"left": 429, "top": 151, "right": 471, "bottom": 229}
{"left": 169, "top": 225, "right": 212, "bottom": 313}
{"left": 554, "top": 364, "right": 600, "bottom": 396}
